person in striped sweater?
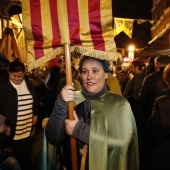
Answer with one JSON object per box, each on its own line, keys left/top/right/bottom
{"left": 0, "top": 58, "right": 38, "bottom": 170}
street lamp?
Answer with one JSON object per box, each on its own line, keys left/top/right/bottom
{"left": 128, "top": 45, "right": 135, "bottom": 61}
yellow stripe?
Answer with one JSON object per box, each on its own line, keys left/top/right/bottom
{"left": 22, "top": 0, "right": 35, "bottom": 62}
{"left": 57, "top": 0, "right": 70, "bottom": 44}
{"left": 40, "top": 0, "right": 54, "bottom": 54}
{"left": 114, "top": 17, "right": 134, "bottom": 22}
{"left": 78, "top": 0, "right": 94, "bottom": 49}
{"left": 100, "top": 0, "right": 116, "bottom": 52}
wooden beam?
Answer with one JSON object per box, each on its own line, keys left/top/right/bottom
{"left": 11, "top": 17, "right": 22, "bottom": 28}
{"left": 11, "top": 34, "right": 21, "bottom": 59}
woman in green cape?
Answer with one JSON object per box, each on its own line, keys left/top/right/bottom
{"left": 45, "top": 55, "right": 139, "bottom": 170}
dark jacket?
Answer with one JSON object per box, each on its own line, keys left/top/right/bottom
{"left": 124, "top": 72, "right": 145, "bottom": 121}
{"left": 29, "top": 75, "right": 54, "bottom": 121}
{"left": 45, "top": 95, "right": 89, "bottom": 170}
{"left": 48, "top": 66, "right": 65, "bottom": 99}
{"left": 139, "top": 67, "right": 168, "bottom": 120}
{"left": 146, "top": 89, "right": 170, "bottom": 148}
{"left": 0, "top": 74, "right": 38, "bottom": 139}
{"left": 146, "top": 89, "right": 170, "bottom": 170}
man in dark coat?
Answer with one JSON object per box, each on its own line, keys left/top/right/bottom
{"left": 138, "top": 55, "right": 170, "bottom": 170}
{"left": 146, "top": 63, "right": 170, "bottom": 170}
{"left": 123, "top": 60, "right": 145, "bottom": 123}
{"left": 139, "top": 55, "right": 170, "bottom": 121}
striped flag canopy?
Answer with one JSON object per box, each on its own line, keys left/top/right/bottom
{"left": 22, "top": 0, "right": 116, "bottom": 71}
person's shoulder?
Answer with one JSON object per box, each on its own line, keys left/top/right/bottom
{"left": 136, "top": 72, "right": 145, "bottom": 78}
{"left": 102, "top": 92, "right": 131, "bottom": 110}
{"left": 75, "top": 90, "right": 83, "bottom": 96}
{"left": 107, "top": 75, "right": 118, "bottom": 82}
{"left": 51, "top": 66, "right": 60, "bottom": 72}
{"left": 73, "top": 79, "right": 81, "bottom": 90}
{"left": 74, "top": 90, "right": 85, "bottom": 106}
{"left": 0, "top": 71, "right": 9, "bottom": 84}
{"left": 25, "top": 75, "right": 30, "bottom": 81}
{"left": 72, "top": 78, "right": 80, "bottom": 85}
{"left": 150, "top": 70, "right": 163, "bottom": 77}
{"left": 105, "top": 91, "right": 126, "bottom": 101}
{"left": 144, "top": 71, "right": 157, "bottom": 81}
{"left": 58, "top": 77, "right": 66, "bottom": 83}
{"left": 147, "top": 71, "right": 164, "bottom": 83}
{"left": 155, "top": 94, "right": 170, "bottom": 103}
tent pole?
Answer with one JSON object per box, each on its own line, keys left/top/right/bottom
{"left": 64, "top": 43, "right": 78, "bottom": 170}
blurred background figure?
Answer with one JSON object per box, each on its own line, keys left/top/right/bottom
{"left": 29, "top": 67, "right": 53, "bottom": 131}
{"left": 124, "top": 60, "right": 145, "bottom": 122}
{"left": 0, "top": 53, "right": 10, "bottom": 83}
{"left": 138, "top": 55, "right": 170, "bottom": 170}
{"left": 106, "top": 70, "right": 122, "bottom": 95}
{"left": 29, "top": 67, "right": 54, "bottom": 170}
{"left": 113, "top": 66, "right": 122, "bottom": 80}
{"left": 146, "top": 63, "right": 170, "bottom": 170}
{"left": 0, "top": 52, "right": 10, "bottom": 74}
{"left": 145, "top": 56, "right": 156, "bottom": 76}
{"left": 139, "top": 55, "right": 170, "bottom": 129}
{"left": 118, "top": 70, "right": 130, "bottom": 94}
{"left": 46, "top": 58, "right": 66, "bottom": 107}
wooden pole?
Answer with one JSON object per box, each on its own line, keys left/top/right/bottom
{"left": 64, "top": 43, "right": 78, "bottom": 170}
{"left": 7, "top": 20, "right": 11, "bottom": 58}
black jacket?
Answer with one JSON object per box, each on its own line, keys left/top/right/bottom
{"left": 147, "top": 89, "right": 170, "bottom": 147}
{"left": 0, "top": 74, "right": 38, "bottom": 139}
{"left": 45, "top": 95, "right": 89, "bottom": 170}
{"left": 146, "top": 89, "right": 170, "bottom": 170}
{"left": 139, "top": 67, "right": 168, "bottom": 120}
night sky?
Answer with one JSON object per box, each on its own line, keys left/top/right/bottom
{"left": 112, "top": 0, "right": 153, "bottom": 49}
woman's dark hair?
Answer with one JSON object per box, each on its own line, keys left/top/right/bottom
{"left": 9, "top": 58, "right": 25, "bottom": 73}
{"left": 78, "top": 55, "right": 110, "bottom": 73}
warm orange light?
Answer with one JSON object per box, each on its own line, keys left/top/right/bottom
{"left": 128, "top": 45, "right": 135, "bottom": 61}
{"left": 128, "top": 45, "right": 135, "bottom": 52}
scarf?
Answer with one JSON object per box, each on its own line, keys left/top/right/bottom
{"left": 82, "top": 83, "right": 108, "bottom": 100}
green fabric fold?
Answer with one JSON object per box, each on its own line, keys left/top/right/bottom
{"left": 39, "top": 91, "right": 139, "bottom": 170}
{"left": 74, "top": 91, "right": 139, "bottom": 170}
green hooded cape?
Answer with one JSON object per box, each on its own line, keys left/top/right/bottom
{"left": 39, "top": 91, "right": 139, "bottom": 170}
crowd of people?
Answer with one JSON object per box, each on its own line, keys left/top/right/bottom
{"left": 0, "top": 52, "right": 170, "bottom": 170}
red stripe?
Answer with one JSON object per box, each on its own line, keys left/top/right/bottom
{"left": 30, "top": 0, "right": 44, "bottom": 59}
{"left": 49, "top": 0, "right": 61, "bottom": 49}
{"left": 66, "top": 0, "right": 82, "bottom": 46}
{"left": 88, "top": 0, "right": 105, "bottom": 51}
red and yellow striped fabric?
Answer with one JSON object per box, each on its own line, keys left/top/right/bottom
{"left": 22, "top": 0, "right": 116, "bottom": 71}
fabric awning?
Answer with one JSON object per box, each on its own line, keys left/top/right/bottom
{"left": 138, "top": 25, "right": 170, "bottom": 57}
{"left": 22, "top": 0, "right": 117, "bottom": 71}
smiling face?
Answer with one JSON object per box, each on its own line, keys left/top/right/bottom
{"left": 81, "top": 59, "right": 108, "bottom": 93}
{"left": 9, "top": 71, "right": 25, "bottom": 85}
